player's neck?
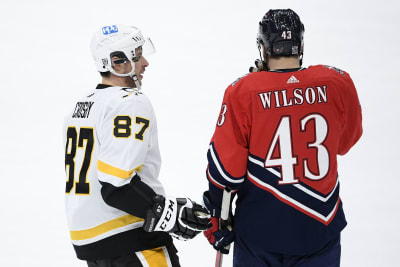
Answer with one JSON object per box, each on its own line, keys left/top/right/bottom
{"left": 267, "top": 56, "right": 300, "bottom": 71}
{"left": 102, "top": 75, "right": 136, "bottom": 88}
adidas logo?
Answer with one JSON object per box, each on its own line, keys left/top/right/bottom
{"left": 287, "top": 75, "right": 300, "bottom": 84}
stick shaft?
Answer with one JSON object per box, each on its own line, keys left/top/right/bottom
{"left": 220, "top": 188, "right": 231, "bottom": 221}
{"left": 215, "top": 251, "right": 223, "bottom": 267}
{"left": 214, "top": 187, "right": 232, "bottom": 267}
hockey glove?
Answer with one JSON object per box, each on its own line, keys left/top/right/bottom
{"left": 249, "top": 59, "right": 265, "bottom": 72}
{"left": 203, "top": 191, "right": 234, "bottom": 254}
{"left": 143, "top": 195, "right": 211, "bottom": 240}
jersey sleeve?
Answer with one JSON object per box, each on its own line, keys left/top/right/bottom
{"left": 337, "top": 74, "right": 363, "bottom": 155}
{"left": 97, "top": 95, "right": 159, "bottom": 217}
{"left": 207, "top": 83, "right": 250, "bottom": 206}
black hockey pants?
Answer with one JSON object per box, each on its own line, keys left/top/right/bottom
{"left": 86, "top": 244, "right": 180, "bottom": 267}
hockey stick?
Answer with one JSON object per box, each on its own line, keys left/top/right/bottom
{"left": 215, "top": 187, "right": 232, "bottom": 267}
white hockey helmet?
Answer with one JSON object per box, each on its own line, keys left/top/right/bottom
{"left": 90, "top": 25, "right": 155, "bottom": 85}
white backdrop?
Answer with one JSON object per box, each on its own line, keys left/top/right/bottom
{"left": 0, "top": 0, "right": 399, "bottom": 266}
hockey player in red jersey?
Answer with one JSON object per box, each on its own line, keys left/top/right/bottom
{"left": 63, "top": 25, "right": 211, "bottom": 267}
{"left": 203, "top": 9, "right": 362, "bottom": 266}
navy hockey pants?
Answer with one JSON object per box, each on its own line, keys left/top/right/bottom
{"left": 233, "top": 235, "right": 341, "bottom": 267}
{"left": 86, "top": 244, "right": 180, "bottom": 267}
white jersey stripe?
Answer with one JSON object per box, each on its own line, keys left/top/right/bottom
{"left": 248, "top": 155, "right": 281, "bottom": 177}
{"left": 293, "top": 180, "right": 338, "bottom": 202}
{"left": 247, "top": 171, "right": 338, "bottom": 223}
{"left": 248, "top": 155, "right": 337, "bottom": 202}
{"left": 207, "top": 168, "right": 225, "bottom": 188}
{"left": 210, "top": 145, "right": 244, "bottom": 184}
{"left": 162, "top": 246, "right": 173, "bottom": 267}
{"left": 70, "top": 214, "right": 143, "bottom": 241}
{"left": 135, "top": 251, "right": 150, "bottom": 267}
{"left": 71, "top": 220, "right": 144, "bottom": 246}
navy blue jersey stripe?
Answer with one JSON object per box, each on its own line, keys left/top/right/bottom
{"left": 206, "top": 143, "right": 245, "bottom": 190}
{"left": 247, "top": 159, "right": 340, "bottom": 221}
{"left": 248, "top": 153, "right": 339, "bottom": 199}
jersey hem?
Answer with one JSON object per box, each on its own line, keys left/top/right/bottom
{"left": 73, "top": 227, "right": 173, "bottom": 261}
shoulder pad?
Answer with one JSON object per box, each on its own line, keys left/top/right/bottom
{"left": 231, "top": 73, "right": 251, "bottom": 87}
{"left": 322, "top": 65, "right": 346, "bottom": 76}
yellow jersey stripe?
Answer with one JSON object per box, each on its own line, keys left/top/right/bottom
{"left": 142, "top": 247, "right": 168, "bottom": 267}
{"left": 70, "top": 214, "right": 144, "bottom": 241}
{"left": 97, "top": 160, "right": 142, "bottom": 179}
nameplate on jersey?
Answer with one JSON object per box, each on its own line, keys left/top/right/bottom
{"left": 258, "top": 85, "right": 327, "bottom": 110}
{"left": 72, "top": 102, "right": 94, "bottom": 118}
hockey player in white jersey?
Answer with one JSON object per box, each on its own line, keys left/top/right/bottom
{"left": 63, "top": 24, "right": 211, "bottom": 267}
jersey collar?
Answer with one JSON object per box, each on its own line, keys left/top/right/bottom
{"left": 268, "top": 67, "right": 306, "bottom": 73}
{"left": 96, "top": 84, "right": 113, "bottom": 89}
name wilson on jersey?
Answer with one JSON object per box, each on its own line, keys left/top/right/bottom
{"left": 258, "top": 85, "right": 327, "bottom": 109}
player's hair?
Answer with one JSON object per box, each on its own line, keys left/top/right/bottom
{"left": 269, "top": 55, "right": 299, "bottom": 60}
{"left": 100, "top": 71, "right": 111, "bottom": 78}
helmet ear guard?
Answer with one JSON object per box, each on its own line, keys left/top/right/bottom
{"left": 110, "top": 51, "right": 129, "bottom": 65}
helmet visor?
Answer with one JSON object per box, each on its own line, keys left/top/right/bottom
{"left": 119, "top": 37, "right": 156, "bottom": 63}
{"left": 142, "top": 37, "right": 155, "bottom": 56}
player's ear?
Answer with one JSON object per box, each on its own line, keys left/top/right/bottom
{"left": 111, "top": 56, "right": 126, "bottom": 72}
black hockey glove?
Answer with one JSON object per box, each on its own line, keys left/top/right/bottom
{"left": 203, "top": 191, "right": 234, "bottom": 254}
{"left": 143, "top": 195, "right": 211, "bottom": 240}
{"left": 249, "top": 59, "right": 266, "bottom": 72}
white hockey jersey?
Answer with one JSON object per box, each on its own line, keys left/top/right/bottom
{"left": 63, "top": 84, "right": 171, "bottom": 260}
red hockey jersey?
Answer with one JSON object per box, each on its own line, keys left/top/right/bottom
{"left": 206, "top": 65, "right": 362, "bottom": 254}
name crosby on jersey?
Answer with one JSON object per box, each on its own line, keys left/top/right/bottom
{"left": 258, "top": 85, "right": 328, "bottom": 110}
{"left": 72, "top": 101, "right": 95, "bottom": 118}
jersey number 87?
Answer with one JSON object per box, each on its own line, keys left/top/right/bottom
{"left": 65, "top": 127, "right": 94, "bottom": 195}
{"left": 113, "top": 115, "right": 150, "bottom": 140}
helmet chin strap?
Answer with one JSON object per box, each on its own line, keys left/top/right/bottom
{"left": 131, "top": 73, "right": 141, "bottom": 90}
{"left": 257, "top": 44, "right": 269, "bottom": 71}
{"left": 109, "top": 60, "right": 141, "bottom": 90}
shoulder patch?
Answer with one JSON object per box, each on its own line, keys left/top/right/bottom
{"left": 121, "top": 88, "right": 142, "bottom": 98}
{"left": 322, "top": 65, "right": 345, "bottom": 76}
{"left": 231, "top": 73, "right": 250, "bottom": 87}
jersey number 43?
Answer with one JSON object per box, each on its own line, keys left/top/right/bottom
{"left": 265, "top": 114, "right": 329, "bottom": 184}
